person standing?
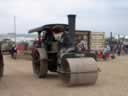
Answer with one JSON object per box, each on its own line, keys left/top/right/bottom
{"left": 76, "top": 37, "right": 87, "bottom": 52}
{"left": 117, "top": 44, "right": 121, "bottom": 56}
{"left": 103, "top": 45, "right": 110, "bottom": 60}
{"left": 11, "top": 45, "right": 17, "bottom": 59}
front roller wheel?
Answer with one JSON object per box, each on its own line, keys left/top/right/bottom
{"left": 59, "top": 58, "right": 98, "bottom": 86}
{"left": 32, "top": 49, "right": 48, "bottom": 78}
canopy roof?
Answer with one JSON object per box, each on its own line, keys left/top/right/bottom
{"left": 28, "top": 24, "right": 69, "bottom": 33}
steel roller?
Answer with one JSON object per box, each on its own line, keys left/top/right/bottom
{"left": 60, "top": 58, "right": 98, "bottom": 85}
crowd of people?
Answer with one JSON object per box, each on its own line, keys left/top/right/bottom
{"left": 111, "top": 44, "right": 128, "bottom": 55}
{"left": 97, "top": 43, "right": 128, "bottom": 60}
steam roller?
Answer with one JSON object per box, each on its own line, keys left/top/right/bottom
{"left": 29, "top": 14, "right": 99, "bottom": 86}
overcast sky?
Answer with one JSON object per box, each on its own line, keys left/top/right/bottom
{"left": 0, "top": 0, "right": 128, "bottom": 36}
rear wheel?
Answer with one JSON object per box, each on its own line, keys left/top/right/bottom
{"left": 0, "top": 55, "right": 4, "bottom": 78}
{"left": 0, "top": 65, "right": 3, "bottom": 78}
{"left": 32, "top": 49, "right": 48, "bottom": 78}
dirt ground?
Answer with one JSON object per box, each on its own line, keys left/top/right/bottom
{"left": 0, "top": 55, "right": 128, "bottom": 96}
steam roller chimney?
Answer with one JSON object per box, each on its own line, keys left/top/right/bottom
{"left": 68, "top": 14, "right": 76, "bottom": 47}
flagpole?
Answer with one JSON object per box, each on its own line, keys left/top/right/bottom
{"left": 14, "top": 16, "right": 16, "bottom": 45}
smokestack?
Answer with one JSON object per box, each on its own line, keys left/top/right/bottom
{"left": 68, "top": 14, "right": 76, "bottom": 47}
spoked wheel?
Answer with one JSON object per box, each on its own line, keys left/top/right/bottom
{"left": 32, "top": 49, "right": 48, "bottom": 78}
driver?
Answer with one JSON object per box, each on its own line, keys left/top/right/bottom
{"left": 52, "top": 25, "right": 65, "bottom": 51}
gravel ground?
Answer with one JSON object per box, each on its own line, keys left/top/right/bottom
{"left": 0, "top": 55, "right": 128, "bottom": 96}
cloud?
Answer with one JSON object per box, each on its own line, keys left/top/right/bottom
{"left": 0, "top": 0, "right": 128, "bottom": 36}
{"left": 0, "top": 0, "right": 96, "bottom": 19}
